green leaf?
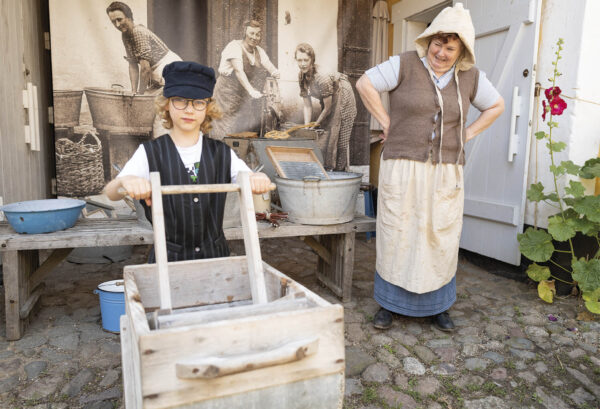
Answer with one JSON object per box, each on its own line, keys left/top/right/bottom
{"left": 572, "top": 258, "right": 600, "bottom": 293}
{"left": 584, "top": 300, "right": 600, "bottom": 314}
{"left": 518, "top": 228, "right": 555, "bottom": 262}
{"left": 538, "top": 280, "right": 555, "bottom": 303}
{"left": 580, "top": 158, "right": 600, "bottom": 179}
{"left": 526, "top": 263, "right": 551, "bottom": 282}
{"left": 563, "top": 208, "right": 599, "bottom": 236}
{"left": 564, "top": 180, "right": 585, "bottom": 198}
{"left": 526, "top": 183, "right": 545, "bottom": 202}
{"left": 582, "top": 288, "right": 600, "bottom": 302}
{"left": 549, "top": 165, "right": 566, "bottom": 176}
{"left": 548, "top": 215, "right": 576, "bottom": 241}
{"left": 546, "top": 141, "right": 566, "bottom": 152}
{"left": 572, "top": 195, "right": 600, "bottom": 223}
{"left": 546, "top": 193, "right": 560, "bottom": 202}
{"left": 561, "top": 160, "right": 581, "bottom": 175}
{"left": 535, "top": 131, "right": 547, "bottom": 140}
{"left": 563, "top": 197, "right": 576, "bottom": 206}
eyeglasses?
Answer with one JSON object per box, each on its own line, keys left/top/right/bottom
{"left": 170, "top": 97, "right": 209, "bottom": 111}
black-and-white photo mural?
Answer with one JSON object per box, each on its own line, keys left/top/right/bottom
{"left": 49, "top": 0, "right": 371, "bottom": 196}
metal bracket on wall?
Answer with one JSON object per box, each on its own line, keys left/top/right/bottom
{"left": 22, "top": 82, "right": 40, "bottom": 152}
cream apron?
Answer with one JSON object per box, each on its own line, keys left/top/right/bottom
{"left": 376, "top": 158, "right": 464, "bottom": 294}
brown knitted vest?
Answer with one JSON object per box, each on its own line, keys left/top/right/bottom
{"left": 384, "top": 51, "right": 479, "bottom": 165}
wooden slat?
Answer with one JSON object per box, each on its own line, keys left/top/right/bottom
{"left": 175, "top": 336, "right": 319, "bottom": 379}
{"left": 20, "top": 282, "right": 45, "bottom": 319}
{"left": 0, "top": 216, "right": 375, "bottom": 251}
{"left": 126, "top": 256, "right": 252, "bottom": 310}
{"left": 149, "top": 172, "right": 172, "bottom": 311}
{"left": 237, "top": 172, "right": 268, "bottom": 304}
{"left": 158, "top": 297, "right": 310, "bottom": 329}
{"left": 29, "top": 248, "right": 73, "bottom": 290}
{"left": 137, "top": 305, "right": 344, "bottom": 409}
{"left": 0, "top": 217, "right": 153, "bottom": 251}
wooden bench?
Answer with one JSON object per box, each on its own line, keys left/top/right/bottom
{"left": 0, "top": 215, "right": 375, "bottom": 340}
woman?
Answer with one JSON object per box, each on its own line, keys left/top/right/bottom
{"left": 355, "top": 3, "right": 504, "bottom": 331}
{"left": 295, "top": 43, "right": 357, "bottom": 170}
{"left": 212, "top": 20, "right": 280, "bottom": 140}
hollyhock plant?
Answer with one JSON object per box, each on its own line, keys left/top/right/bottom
{"left": 518, "top": 38, "right": 600, "bottom": 315}
{"left": 544, "top": 86, "right": 562, "bottom": 100}
{"left": 549, "top": 96, "right": 567, "bottom": 116}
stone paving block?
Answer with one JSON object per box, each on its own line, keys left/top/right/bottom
{"left": 345, "top": 347, "right": 376, "bottom": 377}
{"left": 25, "top": 361, "right": 48, "bottom": 380}
{"left": 377, "top": 385, "right": 418, "bottom": 409}
{"left": 464, "top": 396, "right": 509, "bottom": 409}
{"left": 415, "top": 376, "right": 441, "bottom": 395}
{"left": 535, "top": 386, "right": 571, "bottom": 409}
{"left": 61, "top": 367, "right": 95, "bottom": 397}
{"left": 362, "top": 362, "right": 390, "bottom": 383}
{"left": 402, "top": 357, "right": 425, "bottom": 375}
{"left": 345, "top": 378, "right": 363, "bottom": 396}
{"left": 413, "top": 345, "right": 436, "bottom": 364}
{"left": 569, "top": 387, "right": 595, "bottom": 406}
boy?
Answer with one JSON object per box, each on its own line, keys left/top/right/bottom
{"left": 104, "top": 61, "right": 271, "bottom": 261}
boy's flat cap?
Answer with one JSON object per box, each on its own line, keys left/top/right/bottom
{"left": 162, "top": 61, "right": 216, "bottom": 99}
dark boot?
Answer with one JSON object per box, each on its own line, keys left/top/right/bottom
{"left": 373, "top": 308, "right": 393, "bottom": 330}
{"left": 433, "top": 311, "right": 455, "bottom": 332}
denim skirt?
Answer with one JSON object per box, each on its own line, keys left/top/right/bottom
{"left": 374, "top": 271, "right": 456, "bottom": 317}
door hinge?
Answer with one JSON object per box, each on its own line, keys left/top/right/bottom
{"left": 48, "top": 106, "right": 54, "bottom": 124}
{"left": 44, "top": 32, "right": 51, "bottom": 50}
{"left": 51, "top": 178, "right": 57, "bottom": 195}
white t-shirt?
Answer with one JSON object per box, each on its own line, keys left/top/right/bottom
{"left": 118, "top": 132, "right": 251, "bottom": 183}
{"left": 217, "top": 40, "right": 277, "bottom": 77}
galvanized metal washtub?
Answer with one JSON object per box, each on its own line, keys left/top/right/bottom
{"left": 84, "top": 87, "right": 156, "bottom": 133}
{"left": 52, "top": 90, "right": 83, "bottom": 127}
{"left": 276, "top": 172, "right": 362, "bottom": 225}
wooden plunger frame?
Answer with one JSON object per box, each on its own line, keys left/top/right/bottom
{"left": 149, "top": 171, "right": 275, "bottom": 312}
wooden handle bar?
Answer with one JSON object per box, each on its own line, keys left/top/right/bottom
{"left": 117, "top": 183, "right": 276, "bottom": 196}
{"left": 161, "top": 183, "right": 276, "bottom": 195}
{"left": 175, "top": 336, "right": 319, "bottom": 379}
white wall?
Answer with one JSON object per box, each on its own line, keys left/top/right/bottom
{"left": 524, "top": 0, "right": 600, "bottom": 227}
{"left": 391, "top": 0, "right": 445, "bottom": 54}
{"left": 277, "top": 0, "right": 339, "bottom": 124}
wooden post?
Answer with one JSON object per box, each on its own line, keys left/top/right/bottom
{"left": 150, "top": 172, "right": 172, "bottom": 311}
{"left": 237, "top": 171, "right": 268, "bottom": 304}
{"left": 4, "top": 250, "right": 38, "bottom": 340}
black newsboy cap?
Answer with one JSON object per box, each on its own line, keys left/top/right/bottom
{"left": 162, "top": 61, "right": 216, "bottom": 99}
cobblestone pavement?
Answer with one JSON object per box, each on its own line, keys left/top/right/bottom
{"left": 0, "top": 234, "right": 599, "bottom": 408}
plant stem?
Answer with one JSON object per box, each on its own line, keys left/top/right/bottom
{"left": 542, "top": 201, "right": 561, "bottom": 209}
{"left": 547, "top": 44, "right": 576, "bottom": 259}
{"left": 549, "top": 258, "right": 572, "bottom": 274}
{"left": 549, "top": 273, "right": 575, "bottom": 285}
{"left": 553, "top": 249, "right": 572, "bottom": 253}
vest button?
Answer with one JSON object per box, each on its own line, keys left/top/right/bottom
{"left": 193, "top": 197, "right": 199, "bottom": 203}
{"left": 194, "top": 247, "right": 200, "bottom": 252}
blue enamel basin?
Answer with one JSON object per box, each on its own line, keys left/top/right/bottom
{"left": 1, "top": 199, "right": 85, "bottom": 234}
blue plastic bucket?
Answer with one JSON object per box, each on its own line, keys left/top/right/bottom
{"left": 94, "top": 280, "right": 125, "bottom": 333}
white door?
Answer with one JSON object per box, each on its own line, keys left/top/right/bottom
{"left": 457, "top": 0, "right": 542, "bottom": 265}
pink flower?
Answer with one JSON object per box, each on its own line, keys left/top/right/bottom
{"left": 548, "top": 314, "right": 558, "bottom": 321}
{"left": 544, "top": 86, "right": 562, "bottom": 100}
{"left": 549, "top": 96, "right": 567, "bottom": 116}
{"left": 542, "top": 100, "right": 548, "bottom": 121}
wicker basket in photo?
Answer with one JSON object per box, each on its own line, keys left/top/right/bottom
{"left": 56, "top": 131, "right": 105, "bottom": 197}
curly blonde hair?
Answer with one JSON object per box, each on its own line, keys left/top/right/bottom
{"left": 154, "top": 95, "right": 223, "bottom": 136}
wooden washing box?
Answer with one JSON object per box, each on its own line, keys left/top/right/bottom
{"left": 119, "top": 172, "right": 345, "bottom": 408}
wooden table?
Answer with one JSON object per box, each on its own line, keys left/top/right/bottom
{"left": 0, "top": 216, "right": 374, "bottom": 340}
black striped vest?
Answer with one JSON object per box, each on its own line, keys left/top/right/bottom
{"left": 141, "top": 134, "right": 232, "bottom": 262}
